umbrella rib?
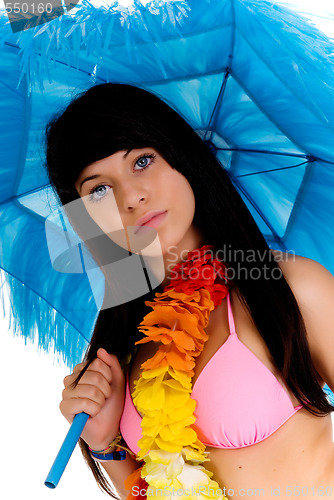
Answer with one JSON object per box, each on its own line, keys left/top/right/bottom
{"left": 216, "top": 147, "right": 334, "bottom": 165}
{"left": 204, "top": 71, "right": 230, "bottom": 144}
{"left": 203, "top": 0, "right": 236, "bottom": 144}
{"left": 227, "top": 169, "right": 285, "bottom": 247}
{"left": 229, "top": 70, "right": 310, "bottom": 157}
{"left": 143, "top": 64, "right": 233, "bottom": 86}
{"left": 282, "top": 159, "right": 316, "bottom": 244}
{"left": 4, "top": 197, "right": 53, "bottom": 228}
{"left": 217, "top": 147, "right": 308, "bottom": 159}
{"left": 0, "top": 265, "right": 91, "bottom": 345}
{"left": 235, "top": 160, "right": 309, "bottom": 178}
{"left": 236, "top": 6, "right": 334, "bottom": 132}
{"left": 230, "top": 27, "right": 334, "bottom": 150}
{"left": 1, "top": 80, "right": 22, "bottom": 98}
{"left": 0, "top": 183, "right": 55, "bottom": 215}
{"left": 4, "top": 42, "right": 106, "bottom": 82}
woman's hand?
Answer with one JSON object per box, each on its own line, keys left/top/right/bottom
{"left": 59, "top": 347, "right": 125, "bottom": 450}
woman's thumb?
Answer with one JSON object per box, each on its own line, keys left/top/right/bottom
{"left": 96, "top": 347, "right": 113, "bottom": 364}
{"left": 96, "top": 348, "right": 124, "bottom": 383}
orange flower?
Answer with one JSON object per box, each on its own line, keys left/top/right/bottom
{"left": 140, "top": 343, "right": 196, "bottom": 372}
{"left": 125, "top": 465, "right": 148, "bottom": 500}
{"left": 145, "top": 288, "right": 214, "bottom": 325}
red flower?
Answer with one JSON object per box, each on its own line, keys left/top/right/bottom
{"left": 165, "top": 245, "right": 230, "bottom": 305}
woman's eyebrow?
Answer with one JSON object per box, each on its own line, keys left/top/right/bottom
{"left": 79, "top": 149, "right": 133, "bottom": 191}
{"left": 79, "top": 174, "right": 101, "bottom": 192}
{"left": 123, "top": 148, "right": 133, "bottom": 158}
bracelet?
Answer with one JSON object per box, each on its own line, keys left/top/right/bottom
{"left": 88, "top": 431, "right": 135, "bottom": 460}
{"left": 89, "top": 446, "right": 112, "bottom": 454}
{"left": 90, "top": 449, "right": 126, "bottom": 461}
{"left": 88, "top": 432, "right": 123, "bottom": 454}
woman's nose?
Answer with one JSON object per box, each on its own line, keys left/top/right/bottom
{"left": 117, "top": 183, "right": 147, "bottom": 211}
{"left": 127, "top": 197, "right": 145, "bottom": 210}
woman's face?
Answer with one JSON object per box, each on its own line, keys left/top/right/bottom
{"left": 74, "top": 148, "right": 204, "bottom": 270}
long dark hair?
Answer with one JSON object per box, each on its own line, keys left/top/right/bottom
{"left": 45, "top": 83, "right": 334, "bottom": 497}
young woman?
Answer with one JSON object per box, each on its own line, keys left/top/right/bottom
{"left": 45, "top": 83, "right": 334, "bottom": 499}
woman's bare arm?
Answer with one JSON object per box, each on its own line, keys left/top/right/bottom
{"left": 99, "top": 453, "right": 141, "bottom": 499}
{"left": 276, "top": 252, "right": 334, "bottom": 392}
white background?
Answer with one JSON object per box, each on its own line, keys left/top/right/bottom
{"left": 0, "top": 324, "right": 108, "bottom": 500}
{"left": 0, "top": 1, "right": 334, "bottom": 500}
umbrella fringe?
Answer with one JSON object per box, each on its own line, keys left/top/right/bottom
{"left": 0, "top": 269, "right": 88, "bottom": 370}
{"left": 0, "top": 1, "right": 334, "bottom": 98}
{"left": 0, "top": 0, "right": 191, "bottom": 95}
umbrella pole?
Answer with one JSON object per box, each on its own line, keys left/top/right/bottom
{"left": 44, "top": 412, "right": 89, "bottom": 488}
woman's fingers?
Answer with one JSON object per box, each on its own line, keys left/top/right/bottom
{"left": 62, "top": 383, "right": 110, "bottom": 406}
{"left": 59, "top": 395, "right": 103, "bottom": 423}
{"left": 59, "top": 349, "right": 126, "bottom": 448}
{"left": 71, "top": 361, "right": 86, "bottom": 374}
{"left": 63, "top": 370, "right": 112, "bottom": 400}
{"left": 61, "top": 349, "right": 125, "bottom": 426}
{"left": 64, "top": 356, "right": 113, "bottom": 388}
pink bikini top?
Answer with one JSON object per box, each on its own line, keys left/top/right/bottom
{"left": 120, "top": 291, "right": 303, "bottom": 454}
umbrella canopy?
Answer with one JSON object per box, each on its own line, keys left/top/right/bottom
{"left": 0, "top": 0, "right": 334, "bottom": 396}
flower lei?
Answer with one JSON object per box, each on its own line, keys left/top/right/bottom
{"left": 124, "top": 245, "right": 230, "bottom": 500}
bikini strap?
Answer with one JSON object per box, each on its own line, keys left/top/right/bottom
{"left": 227, "top": 291, "right": 237, "bottom": 335}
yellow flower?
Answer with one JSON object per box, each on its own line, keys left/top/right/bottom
{"left": 143, "top": 450, "right": 184, "bottom": 484}
{"left": 182, "top": 447, "right": 210, "bottom": 463}
{"left": 144, "top": 461, "right": 227, "bottom": 500}
{"left": 133, "top": 374, "right": 166, "bottom": 411}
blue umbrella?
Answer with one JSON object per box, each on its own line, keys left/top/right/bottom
{"left": 0, "top": 0, "right": 334, "bottom": 484}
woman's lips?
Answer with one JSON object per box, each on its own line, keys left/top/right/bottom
{"left": 135, "top": 211, "right": 167, "bottom": 234}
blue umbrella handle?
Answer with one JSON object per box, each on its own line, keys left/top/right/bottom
{"left": 44, "top": 412, "right": 89, "bottom": 488}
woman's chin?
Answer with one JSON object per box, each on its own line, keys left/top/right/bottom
{"left": 103, "top": 226, "right": 165, "bottom": 261}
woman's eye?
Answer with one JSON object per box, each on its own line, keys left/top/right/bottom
{"left": 134, "top": 154, "right": 155, "bottom": 171}
{"left": 88, "top": 184, "right": 111, "bottom": 203}
{"left": 87, "top": 153, "right": 155, "bottom": 203}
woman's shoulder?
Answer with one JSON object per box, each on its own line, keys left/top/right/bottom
{"left": 271, "top": 248, "right": 334, "bottom": 323}
{"left": 270, "top": 249, "right": 333, "bottom": 291}
{"left": 271, "top": 249, "right": 334, "bottom": 389}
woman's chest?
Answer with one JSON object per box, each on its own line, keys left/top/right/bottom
{"left": 203, "top": 409, "right": 334, "bottom": 497}
{"left": 124, "top": 289, "right": 334, "bottom": 496}
{"left": 127, "top": 290, "right": 300, "bottom": 412}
